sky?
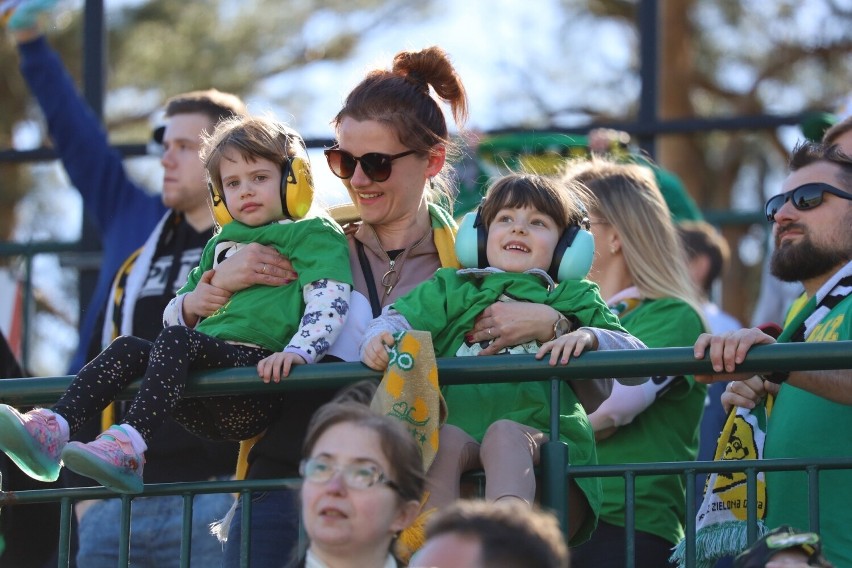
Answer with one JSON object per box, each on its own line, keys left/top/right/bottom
{"left": 246, "top": 0, "right": 633, "bottom": 139}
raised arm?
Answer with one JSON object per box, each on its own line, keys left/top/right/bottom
{"left": 16, "top": 31, "right": 164, "bottom": 232}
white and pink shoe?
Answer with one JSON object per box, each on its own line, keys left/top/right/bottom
{"left": 61, "top": 425, "right": 145, "bottom": 494}
{"left": 0, "top": 405, "right": 68, "bottom": 482}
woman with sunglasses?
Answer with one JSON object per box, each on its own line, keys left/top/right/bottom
{"left": 220, "top": 46, "right": 591, "bottom": 566}
{"left": 221, "top": 46, "right": 466, "bottom": 566}
{"left": 295, "top": 400, "right": 424, "bottom": 568}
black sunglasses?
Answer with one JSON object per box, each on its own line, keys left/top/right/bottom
{"left": 324, "top": 148, "right": 417, "bottom": 183}
{"left": 765, "top": 182, "right": 852, "bottom": 223}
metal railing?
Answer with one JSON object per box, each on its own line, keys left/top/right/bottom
{"left": 1, "top": 342, "right": 851, "bottom": 567}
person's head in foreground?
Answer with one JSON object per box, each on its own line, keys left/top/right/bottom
{"left": 410, "top": 499, "right": 569, "bottom": 568}
{"left": 299, "top": 401, "right": 425, "bottom": 567}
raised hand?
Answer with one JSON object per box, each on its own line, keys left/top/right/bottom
{"left": 4, "top": 0, "right": 61, "bottom": 32}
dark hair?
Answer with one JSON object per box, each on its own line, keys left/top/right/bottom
{"left": 678, "top": 220, "right": 730, "bottom": 294}
{"left": 789, "top": 141, "right": 852, "bottom": 191}
{"left": 332, "top": 46, "right": 469, "bottom": 207}
{"left": 479, "top": 173, "right": 592, "bottom": 232}
{"left": 302, "top": 401, "right": 425, "bottom": 504}
{"left": 424, "top": 500, "right": 569, "bottom": 568}
{"left": 164, "top": 88, "right": 247, "bottom": 123}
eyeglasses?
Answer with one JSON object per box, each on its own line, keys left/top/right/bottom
{"left": 324, "top": 148, "right": 417, "bottom": 183}
{"left": 299, "top": 457, "right": 401, "bottom": 492}
{"left": 765, "top": 183, "right": 852, "bottom": 223}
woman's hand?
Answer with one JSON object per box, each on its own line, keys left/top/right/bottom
{"left": 536, "top": 329, "right": 598, "bottom": 366}
{"left": 257, "top": 352, "right": 306, "bottom": 383}
{"left": 469, "top": 303, "right": 561, "bottom": 355}
{"left": 211, "top": 243, "right": 296, "bottom": 292}
{"left": 720, "top": 375, "right": 781, "bottom": 413}
{"left": 362, "top": 332, "right": 395, "bottom": 371}
{"left": 182, "top": 270, "right": 231, "bottom": 325}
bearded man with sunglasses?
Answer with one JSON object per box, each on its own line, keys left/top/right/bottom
{"left": 692, "top": 141, "right": 852, "bottom": 566}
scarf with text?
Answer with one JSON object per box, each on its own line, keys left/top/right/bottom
{"left": 672, "top": 260, "right": 852, "bottom": 567}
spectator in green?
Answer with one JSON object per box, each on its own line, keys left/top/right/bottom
{"left": 694, "top": 142, "right": 852, "bottom": 565}
{"left": 564, "top": 157, "right": 708, "bottom": 568}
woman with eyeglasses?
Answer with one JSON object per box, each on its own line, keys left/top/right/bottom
{"left": 561, "top": 157, "right": 708, "bottom": 568}
{"left": 296, "top": 401, "right": 424, "bottom": 568}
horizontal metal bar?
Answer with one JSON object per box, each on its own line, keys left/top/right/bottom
{"left": 1, "top": 341, "right": 849, "bottom": 407}
{"left": 566, "top": 456, "right": 852, "bottom": 478}
{"left": 0, "top": 241, "right": 88, "bottom": 256}
{"left": 4, "top": 457, "right": 851, "bottom": 508}
{"left": 0, "top": 478, "right": 299, "bottom": 507}
{"left": 0, "top": 139, "right": 338, "bottom": 163}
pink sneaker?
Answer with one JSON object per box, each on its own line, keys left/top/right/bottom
{"left": 0, "top": 405, "right": 67, "bottom": 482}
{"left": 61, "top": 426, "right": 145, "bottom": 494}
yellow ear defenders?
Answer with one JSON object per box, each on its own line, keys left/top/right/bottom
{"left": 208, "top": 180, "right": 234, "bottom": 227}
{"left": 207, "top": 135, "right": 314, "bottom": 226}
{"left": 280, "top": 136, "right": 314, "bottom": 220}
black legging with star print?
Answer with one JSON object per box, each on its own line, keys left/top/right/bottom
{"left": 52, "top": 326, "right": 281, "bottom": 442}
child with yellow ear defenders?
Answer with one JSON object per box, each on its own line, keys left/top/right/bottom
{"left": 0, "top": 115, "right": 352, "bottom": 494}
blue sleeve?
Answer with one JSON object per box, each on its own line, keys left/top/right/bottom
{"left": 19, "top": 37, "right": 169, "bottom": 373}
{"left": 17, "top": 36, "right": 165, "bottom": 237}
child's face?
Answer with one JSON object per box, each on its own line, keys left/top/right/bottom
{"left": 486, "top": 206, "right": 561, "bottom": 273}
{"left": 219, "top": 149, "right": 285, "bottom": 226}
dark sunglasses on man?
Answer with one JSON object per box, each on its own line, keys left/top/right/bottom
{"left": 765, "top": 182, "right": 852, "bottom": 223}
{"left": 324, "top": 147, "right": 417, "bottom": 183}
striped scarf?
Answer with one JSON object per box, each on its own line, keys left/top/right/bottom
{"left": 672, "top": 259, "right": 852, "bottom": 567}
{"left": 99, "top": 212, "right": 172, "bottom": 429}
{"left": 782, "top": 259, "right": 852, "bottom": 343}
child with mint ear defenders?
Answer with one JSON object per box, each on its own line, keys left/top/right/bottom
{"left": 360, "top": 172, "right": 645, "bottom": 545}
{"left": 0, "top": 115, "right": 352, "bottom": 494}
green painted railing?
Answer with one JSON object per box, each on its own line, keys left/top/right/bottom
{"left": 1, "top": 342, "right": 851, "bottom": 567}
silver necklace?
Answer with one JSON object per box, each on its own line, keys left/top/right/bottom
{"left": 370, "top": 226, "right": 430, "bottom": 298}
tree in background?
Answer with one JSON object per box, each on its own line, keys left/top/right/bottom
{"left": 556, "top": 0, "right": 851, "bottom": 321}
{"left": 0, "top": 0, "right": 850, "bottom": 370}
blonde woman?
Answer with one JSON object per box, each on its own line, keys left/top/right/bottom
{"left": 564, "top": 158, "right": 707, "bottom": 568}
